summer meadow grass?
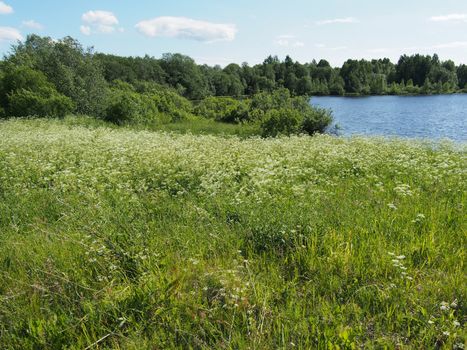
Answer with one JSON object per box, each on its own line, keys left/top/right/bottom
{"left": 0, "top": 118, "right": 465, "bottom": 349}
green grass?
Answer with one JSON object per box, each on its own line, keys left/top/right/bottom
{"left": 151, "top": 118, "right": 260, "bottom": 137}
{"left": 0, "top": 118, "right": 465, "bottom": 349}
{"left": 57, "top": 115, "right": 261, "bottom": 138}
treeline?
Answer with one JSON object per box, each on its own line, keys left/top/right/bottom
{"left": 0, "top": 35, "right": 332, "bottom": 137}
{"left": 94, "top": 51, "right": 467, "bottom": 98}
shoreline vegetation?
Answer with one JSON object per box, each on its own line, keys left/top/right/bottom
{"left": 0, "top": 35, "right": 467, "bottom": 138}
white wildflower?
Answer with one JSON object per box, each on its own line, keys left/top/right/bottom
{"left": 440, "top": 301, "right": 450, "bottom": 311}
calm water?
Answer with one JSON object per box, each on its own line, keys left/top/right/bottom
{"left": 311, "top": 95, "right": 467, "bottom": 142}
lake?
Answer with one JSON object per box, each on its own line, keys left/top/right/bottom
{"left": 311, "top": 95, "right": 467, "bottom": 142}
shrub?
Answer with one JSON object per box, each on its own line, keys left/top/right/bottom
{"left": 194, "top": 96, "right": 249, "bottom": 123}
{"left": 1, "top": 66, "right": 74, "bottom": 118}
{"left": 302, "top": 107, "right": 333, "bottom": 135}
{"left": 104, "top": 92, "right": 141, "bottom": 125}
{"left": 151, "top": 89, "right": 193, "bottom": 122}
{"left": 133, "top": 81, "right": 194, "bottom": 122}
{"left": 261, "top": 108, "right": 303, "bottom": 137}
{"left": 104, "top": 81, "right": 195, "bottom": 125}
{"left": 249, "top": 88, "right": 292, "bottom": 122}
{"left": 191, "top": 89, "right": 333, "bottom": 137}
{"left": 8, "top": 89, "right": 74, "bottom": 118}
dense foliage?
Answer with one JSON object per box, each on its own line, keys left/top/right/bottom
{"left": 0, "top": 119, "right": 465, "bottom": 348}
{"left": 0, "top": 65, "right": 73, "bottom": 118}
{"left": 193, "top": 89, "right": 332, "bottom": 136}
{"left": 1, "top": 34, "right": 465, "bottom": 136}
{"left": 0, "top": 35, "right": 333, "bottom": 135}
{"left": 8, "top": 36, "right": 109, "bottom": 116}
{"left": 95, "top": 53, "right": 467, "bottom": 98}
{"left": 1, "top": 33, "right": 466, "bottom": 139}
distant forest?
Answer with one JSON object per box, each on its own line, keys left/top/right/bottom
{"left": 95, "top": 48, "right": 467, "bottom": 99}
{"left": 2, "top": 35, "right": 467, "bottom": 103}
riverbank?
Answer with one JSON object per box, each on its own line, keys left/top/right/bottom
{"left": 0, "top": 119, "right": 465, "bottom": 349}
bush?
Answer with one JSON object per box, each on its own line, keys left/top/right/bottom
{"left": 133, "top": 81, "right": 195, "bottom": 122}
{"left": 194, "top": 96, "right": 249, "bottom": 123}
{"left": 261, "top": 108, "right": 303, "bottom": 137}
{"left": 104, "top": 92, "right": 141, "bottom": 125}
{"left": 249, "top": 88, "right": 292, "bottom": 122}
{"left": 302, "top": 107, "right": 333, "bottom": 134}
{"left": 191, "top": 89, "right": 333, "bottom": 137}
{"left": 104, "top": 81, "right": 195, "bottom": 125}
{"left": 151, "top": 89, "right": 194, "bottom": 122}
{"left": 1, "top": 66, "right": 74, "bottom": 118}
{"left": 8, "top": 89, "right": 74, "bottom": 118}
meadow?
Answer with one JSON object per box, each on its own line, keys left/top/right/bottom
{"left": 0, "top": 118, "right": 465, "bottom": 349}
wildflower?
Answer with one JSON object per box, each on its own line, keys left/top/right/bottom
{"left": 396, "top": 255, "right": 406, "bottom": 260}
{"left": 453, "top": 320, "right": 460, "bottom": 327}
{"left": 440, "top": 302, "right": 450, "bottom": 311}
{"left": 388, "top": 203, "right": 397, "bottom": 210}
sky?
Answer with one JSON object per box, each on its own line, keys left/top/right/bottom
{"left": 1, "top": 0, "right": 467, "bottom": 67}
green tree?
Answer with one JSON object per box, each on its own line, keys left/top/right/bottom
{"left": 160, "top": 53, "right": 209, "bottom": 100}
{"left": 1, "top": 65, "right": 74, "bottom": 118}
{"left": 8, "top": 35, "right": 109, "bottom": 117}
{"left": 261, "top": 108, "right": 303, "bottom": 137}
{"left": 457, "top": 64, "right": 467, "bottom": 90}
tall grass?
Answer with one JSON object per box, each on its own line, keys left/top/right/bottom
{"left": 0, "top": 118, "right": 465, "bottom": 349}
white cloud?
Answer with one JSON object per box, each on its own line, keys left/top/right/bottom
{"left": 315, "top": 43, "right": 348, "bottom": 50}
{"left": 81, "top": 10, "right": 119, "bottom": 35}
{"left": 275, "top": 35, "right": 305, "bottom": 48}
{"left": 135, "top": 16, "right": 237, "bottom": 42}
{"left": 97, "top": 24, "right": 115, "bottom": 33}
{"left": 22, "top": 20, "right": 44, "bottom": 30}
{"left": 432, "top": 41, "right": 467, "bottom": 49}
{"left": 80, "top": 25, "right": 91, "bottom": 36}
{"left": 82, "top": 10, "right": 118, "bottom": 26}
{"left": 0, "top": 26, "right": 22, "bottom": 41}
{"left": 316, "top": 17, "right": 359, "bottom": 26}
{"left": 0, "top": 1, "right": 13, "bottom": 15}
{"left": 429, "top": 14, "right": 467, "bottom": 23}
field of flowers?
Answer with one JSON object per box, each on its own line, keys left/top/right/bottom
{"left": 0, "top": 118, "right": 465, "bottom": 349}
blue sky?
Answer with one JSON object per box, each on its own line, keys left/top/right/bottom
{"left": 1, "top": 0, "right": 467, "bottom": 66}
